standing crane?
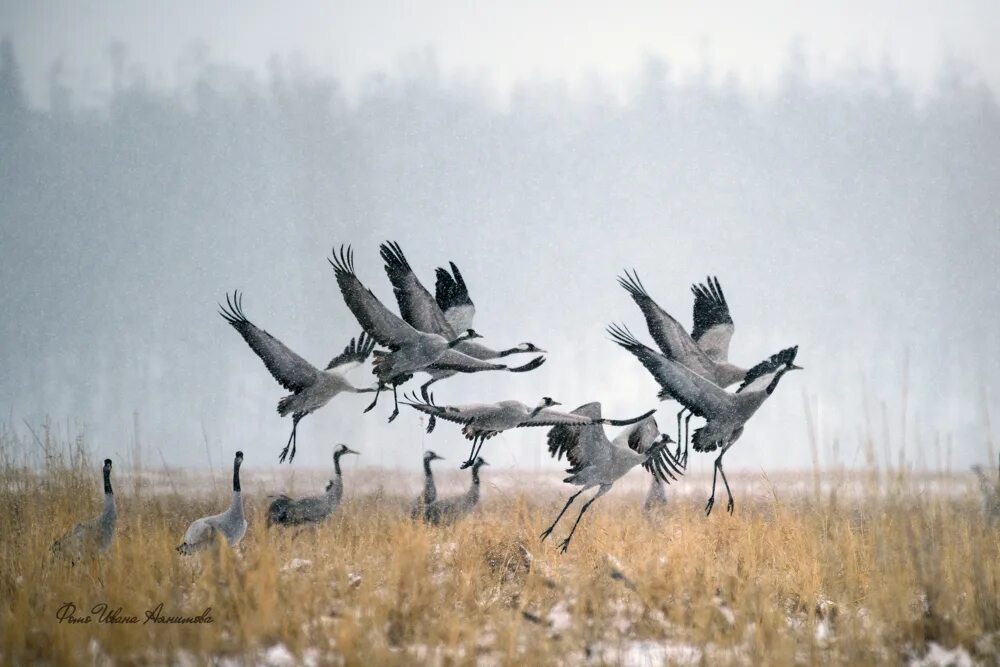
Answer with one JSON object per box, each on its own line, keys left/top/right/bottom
{"left": 51, "top": 458, "right": 117, "bottom": 563}
{"left": 267, "top": 444, "right": 359, "bottom": 527}
{"left": 177, "top": 451, "right": 248, "bottom": 553}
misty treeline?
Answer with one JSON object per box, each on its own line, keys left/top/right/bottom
{"left": 1, "top": 38, "right": 998, "bottom": 469}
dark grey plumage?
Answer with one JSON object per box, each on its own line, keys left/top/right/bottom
{"left": 541, "top": 403, "right": 681, "bottom": 552}
{"left": 425, "top": 457, "right": 488, "bottom": 525}
{"left": 220, "top": 290, "right": 376, "bottom": 463}
{"left": 51, "top": 458, "right": 117, "bottom": 563}
{"left": 609, "top": 323, "right": 801, "bottom": 516}
{"left": 330, "top": 244, "right": 519, "bottom": 421}
{"left": 618, "top": 271, "right": 749, "bottom": 463}
{"left": 410, "top": 450, "right": 444, "bottom": 520}
{"left": 379, "top": 241, "right": 546, "bottom": 431}
{"left": 268, "top": 444, "right": 359, "bottom": 527}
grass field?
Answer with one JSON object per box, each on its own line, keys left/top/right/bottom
{"left": 1, "top": 427, "right": 999, "bottom": 666}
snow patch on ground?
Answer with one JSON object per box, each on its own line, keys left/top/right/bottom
{"left": 908, "top": 642, "right": 974, "bottom": 667}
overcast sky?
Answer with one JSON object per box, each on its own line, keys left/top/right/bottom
{"left": 2, "top": 2, "right": 998, "bottom": 476}
{"left": 3, "top": 0, "right": 999, "bottom": 105}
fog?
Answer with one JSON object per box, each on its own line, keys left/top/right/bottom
{"left": 1, "top": 25, "right": 998, "bottom": 473}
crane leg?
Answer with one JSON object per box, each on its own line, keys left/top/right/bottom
{"left": 421, "top": 380, "right": 438, "bottom": 432}
{"left": 363, "top": 383, "right": 383, "bottom": 413}
{"left": 675, "top": 409, "right": 685, "bottom": 458}
{"left": 461, "top": 435, "right": 489, "bottom": 469}
{"left": 387, "top": 383, "right": 400, "bottom": 422}
{"left": 717, "top": 453, "right": 734, "bottom": 515}
{"left": 279, "top": 415, "right": 302, "bottom": 464}
{"left": 460, "top": 435, "right": 481, "bottom": 469}
{"left": 540, "top": 487, "right": 587, "bottom": 541}
{"left": 683, "top": 413, "right": 693, "bottom": 466}
{"left": 558, "top": 485, "right": 610, "bottom": 553}
{"left": 705, "top": 457, "right": 719, "bottom": 516}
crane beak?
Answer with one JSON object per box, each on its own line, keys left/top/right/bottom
{"left": 789, "top": 364, "right": 804, "bottom": 371}
{"left": 345, "top": 447, "right": 360, "bottom": 455}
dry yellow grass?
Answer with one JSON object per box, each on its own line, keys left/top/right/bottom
{"left": 1, "top": 451, "right": 999, "bottom": 667}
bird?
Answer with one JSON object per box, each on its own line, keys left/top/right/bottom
{"left": 608, "top": 323, "right": 801, "bottom": 515}
{"left": 219, "top": 290, "right": 377, "bottom": 463}
{"left": 177, "top": 451, "right": 248, "bottom": 554}
{"left": 267, "top": 444, "right": 359, "bottom": 527}
{"left": 542, "top": 403, "right": 682, "bottom": 552}
{"left": 400, "top": 393, "right": 658, "bottom": 468}
{"left": 618, "top": 271, "right": 748, "bottom": 464}
{"left": 972, "top": 456, "right": 1000, "bottom": 524}
{"left": 379, "top": 241, "right": 547, "bottom": 432}
{"left": 410, "top": 450, "right": 445, "bottom": 520}
{"left": 424, "top": 456, "right": 489, "bottom": 526}
{"left": 642, "top": 478, "right": 669, "bottom": 516}
{"left": 330, "top": 245, "right": 532, "bottom": 422}
{"left": 51, "top": 458, "right": 117, "bottom": 563}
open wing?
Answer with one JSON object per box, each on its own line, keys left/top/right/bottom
{"left": 691, "top": 276, "right": 735, "bottom": 362}
{"left": 618, "top": 270, "right": 715, "bottom": 378}
{"left": 325, "top": 332, "right": 376, "bottom": 372}
{"left": 219, "top": 291, "right": 319, "bottom": 393}
{"left": 619, "top": 415, "right": 660, "bottom": 455}
{"left": 435, "top": 262, "right": 476, "bottom": 332}
{"left": 519, "top": 409, "right": 604, "bottom": 428}
{"left": 399, "top": 394, "right": 497, "bottom": 425}
{"left": 426, "top": 349, "right": 508, "bottom": 373}
{"left": 546, "top": 402, "right": 612, "bottom": 470}
{"left": 329, "top": 245, "right": 423, "bottom": 350}
{"left": 608, "top": 323, "right": 733, "bottom": 419}
{"left": 380, "top": 241, "right": 456, "bottom": 338}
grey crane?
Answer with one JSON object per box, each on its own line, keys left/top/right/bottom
{"left": 618, "top": 272, "right": 748, "bottom": 464}
{"left": 410, "top": 450, "right": 445, "bottom": 520}
{"left": 608, "top": 323, "right": 801, "bottom": 515}
{"left": 51, "top": 458, "right": 117, "bottom": 563}
{"left": 380, "top": 241, "right": 546, "bottom": 432}
{"left": 424, "top": 457, "right": 489, "bottom": 526}
{"left": 267, "top": 444, "right": 359, "bottom": 527}
{"left": 642, "top": 478, "right": 669, "bottom": 515}
{"left": 330, "top": 245, "right": 530, "bottom": 422}
{"left": 542, "top": 404, "right": 682, "bottom": 552}
{"left": 220, "top": 291, "right": 376, "bottom": 463}
{"left": 400, "top": 393, "right": 657, "bottom": 468}
{"left": 972, "top": 454, "right": 1000, "bottom": 524}
{"left": 177, "top": 451, "right": 248, "bottom": 554}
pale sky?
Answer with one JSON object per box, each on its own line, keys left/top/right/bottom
{"left": 3, "top": 0, "right": 999, "bottom": 105}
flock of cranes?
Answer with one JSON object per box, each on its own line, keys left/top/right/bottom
{"left": 53, "top": 240, "right": 808, "bottom": 558}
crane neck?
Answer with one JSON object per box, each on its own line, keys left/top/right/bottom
{"left": 103, "top": 467, "right": 113, "bottom": 496}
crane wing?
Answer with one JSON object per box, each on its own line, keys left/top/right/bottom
{"left": 546, "top": 402, "right": 612, "bottom": 470}
{"left": 426, "top": 349, "right": 508, "bottom": 373}
{"left": 691, "top": 276, "right": 735, "bottom": 362}
{"left": 219, "top": 292, "right": 319, "bottom": 393}
{"left": 435, "top": 262, "right": 476, "bottom": 332}
{"left": 380, "top": 241, "right": 456, "bottom": 338}
{"left": 608, "top": 323, "right": 733, "bottom": 419}
{"left": 398, "top": 395, "right": 497, "bottom": 424}
{"left": 619, "top": 416, "right": 660, "bottom": 455}
{"left": 518, "top": 409, "right": 602, "bottom": 428}
{"left": 617, "top": 270, "right": 716, "bottom": 378}
{"left": 325, "top": 332, "right": 376, "bottom": 372}
{"left": 329, "top": 245, "right": 423, "bottom": 350}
